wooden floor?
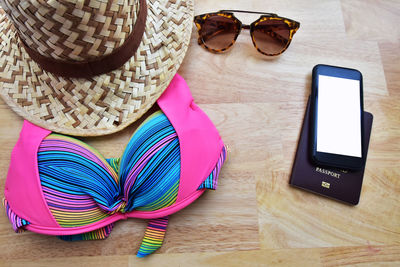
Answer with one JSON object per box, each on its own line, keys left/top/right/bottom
{"left": 1, "top": 0, "right": 399, "bottom": 266}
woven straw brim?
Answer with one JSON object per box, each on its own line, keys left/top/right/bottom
{"left": 0, "top": 0, "right": 194, "bottom": 136}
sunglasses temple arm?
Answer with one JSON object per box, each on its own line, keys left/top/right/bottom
{"left": 219, "top": 10, "right": 278, "bottom": 16}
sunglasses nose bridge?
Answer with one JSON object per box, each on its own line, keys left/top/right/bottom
{"left": 242, "top": 24, "right": 251, "bottom": 30}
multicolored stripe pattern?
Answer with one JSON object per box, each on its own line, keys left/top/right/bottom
{"left": 119, "top": 111, "right": 180, "bottom": 212}
{"left": 58, "top": 223, "right": 114, "bottom": 241}
{"left": 198, "top": 146, "right": 227, "bottom": 190}
{"left": 4, "top": 110, "right": 228, "bottom": 257}
{"left": 38, "top": 134, "right": 119, "bottom": 227}
{"left": 137, "top": 216, "right": 169, "bottom": 257}
{"left": 4, "top": 199, "right": 30, "bottom": 233}
{"left": 37, "top": 110, "right": 180, "bottom": 228}
{"left": 106, "top": 158, "right": 121, "bottom": 174}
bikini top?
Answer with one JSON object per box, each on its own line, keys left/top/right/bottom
{"left": 3, "top": 74, "right": 227, "bottom": 257}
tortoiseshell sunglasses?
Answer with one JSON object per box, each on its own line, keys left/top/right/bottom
{"left": 194, "top": 10, "right": 300, "bottom": 56}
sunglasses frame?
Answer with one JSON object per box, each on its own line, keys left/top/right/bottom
{"left": 194, "top": 10, "right": 300, "bottom": 56}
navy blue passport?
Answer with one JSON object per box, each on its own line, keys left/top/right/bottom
{"left": 290, "top": 97, "right": 373, "bottom": 205}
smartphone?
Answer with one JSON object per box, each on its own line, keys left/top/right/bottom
{"left": 310, "top": 64, "right": 365, "bottom": 170}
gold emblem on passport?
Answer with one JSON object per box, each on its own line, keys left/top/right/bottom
{"left": 321, "top": 181, "right": 330, "bottom": 188}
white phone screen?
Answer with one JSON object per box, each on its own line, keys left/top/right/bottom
{"left": 316, "top": 75, "right": 362, "bottom": 158}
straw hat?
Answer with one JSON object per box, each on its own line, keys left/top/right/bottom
{"left": 0, "top": 0, "right": 194, "bottom": 136}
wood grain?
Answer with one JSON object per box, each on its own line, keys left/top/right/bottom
{"left": 1, "top": 0, "right": 399, "bottom": 266}
{"left": 3, "top": 246, "right": 400, "bottom": 267}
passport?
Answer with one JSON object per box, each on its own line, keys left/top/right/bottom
{"left": 289, "top": 97, "right": 373, "bottom": 205}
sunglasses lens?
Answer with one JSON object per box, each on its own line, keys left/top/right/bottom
{"left": 199, "top": 15, "right": 240, "bottom": 51}
{"left": 252, "top": 19, "right": 291, "bottom": 55}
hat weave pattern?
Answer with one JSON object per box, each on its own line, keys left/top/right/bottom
{"left": 0, "top": 0, "right": 193, "bottom": 136}
{"left": 1, "top": 0, "right": 140, "bottom": 61}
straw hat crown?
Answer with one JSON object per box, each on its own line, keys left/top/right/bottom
{"left": 0, "top": 0, "right": 194, "bottom": 136}
{"left": 1, "top": 0, "right": 141, "bottom": 62}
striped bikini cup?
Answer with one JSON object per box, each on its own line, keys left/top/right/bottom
{"left": 3, "top": 74, "right": 227, "bottom": 257}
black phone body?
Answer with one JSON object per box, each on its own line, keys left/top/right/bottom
{"left": 310, "top": 64, "right": 365, "bottom": 170}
